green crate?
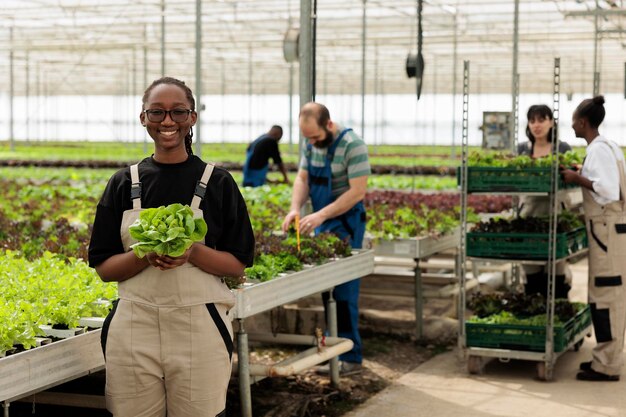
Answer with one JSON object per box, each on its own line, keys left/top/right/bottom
{"left": 466, "top": 227, "right": 587, "bottom": 260}
{"left": 457, "top": 167, "right": 576, "bottom": 193}
{"left": 466, "top": 305, "right": 592, "bottom": 352}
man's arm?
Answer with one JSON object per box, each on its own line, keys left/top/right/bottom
{"left": 318, "top": 176, "right": 367, "bottom": 219}
{"left": 298, "top": 175, "right": 367, "bottom": 235}
{"left": 278, "top": 162, "right": 290, "bottom": 184}
{"left": 281, "top": 169, "right": 310, "bottom": 232}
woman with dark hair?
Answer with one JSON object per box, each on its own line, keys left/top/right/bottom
{"left": 517, "top": 104, "right": 571, "bottom": 159}
{"left": 89, "top": 77, "right": 255, "bottom": 415}
{"left": 562, "top": 95, "right": 626, "bottom": 382}
{"left": 517, "top": 105, "right": 573, "bottom": 299}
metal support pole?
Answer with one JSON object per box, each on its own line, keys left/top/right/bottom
{"left": 143, "top": 25, "right": 149, "bottom": 154}
{"left": 361, "top": 0, "right": 367, "bottom": 140}
{"left": 161, "top": 0, "right": 166, "bottom": 77}
{"left": 36, "top": 63, "right": 40, "bottom": 141}
{"left": 132, "top": 48, "right": 137, "bottom": 143}
{"left": 513, "top": 73, "right": 520, "bottom": 148}
{"left": 326, "top": 291, "right": 340, "bottom": 386}
{"left": 195, "top": 0, "right": 202, "bottom": 156}
{"left": 414, "top": 258, "right": 423, "bottom": 340}
{"left": 432, "top": 55, "right": 437, "bottom": 146}
{"left": 451, "top": 12, "right": 458, "bottom": 158}
{"left": 299, "top": 0, "right": 313, "bottom": 156}
{"left": 373, "top": 43, "right": 379, "bottom": 150}
{"left": 289, "top": 64, "right": 294, "bottom": 153}
{"left": 124, "top": 63, "right": 130, "bottom": 141}
{"left": 237, "top": 320, "right": 252, "bottom": 417}
{"left": 510, "top": 0, "right": 519, "bottom": 153}
{"left": 248, "top": 46, "right": 253, "bottom": 142}
{"left": 3, "top": 401, "right": 9, "bottom": 417}
{"left": 545, "top": 57, "right": 562, "bottom": 382}
{"left": 593, "top": 0, "right": 599, "bottom": 96}
{"left": 25, "top": 50, "right": 30, "bottom": 142}
{"left": 454, "top": 250, "right": 462, "bottom": 319}
{"left": 312, "top": 0, "right": 317, "bottom": 101}
{"left": 458, "top": 60, "right": 470, "bottom": 353}
{"left": 221, "top": 60, "right": 226, "bottom": 145}
{"left": 9, "top": 27, "right": 14, "bottom": 151}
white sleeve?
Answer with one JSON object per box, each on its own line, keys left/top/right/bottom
{"left": 584, "top": 145, "right": 621, "bottom": 202}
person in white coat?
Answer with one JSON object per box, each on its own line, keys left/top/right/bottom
{"left": 562, "top": 95, "right": 626, "bottom": 382}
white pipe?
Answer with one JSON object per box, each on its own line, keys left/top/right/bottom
{"left": 233, "top": 333, "right": 353, "bottom": 378}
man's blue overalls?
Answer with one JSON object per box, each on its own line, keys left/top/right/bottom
{"left": 306, "top": 128, "right": 366, "bottom": 363}
{"left": 243, "top": 135, "right": 270, "bottom": 187}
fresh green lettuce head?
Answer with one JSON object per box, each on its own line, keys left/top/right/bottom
{"left": 129, "top": 203, "right": 208, "bottom": 258}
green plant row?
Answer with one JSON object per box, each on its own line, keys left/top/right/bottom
{"left": 471, "top": 211, "right": 584, "bottom": 234}
{"left": 0, "top": 166, "right": 459, "bottom": 192}
{"left": 467, "top": 291, "right": 584, "bottom": 323}
{"left": 0, "top": 141, "right": 475, "bottom": 167}
{"left": 244, "top": 232, "right": 352, "bottom": 283}
{"left": 0, "top": 251, "right": 117, "bottom": 353}
{"left": 468, "top": 150, "right": 583, "bottom": 168}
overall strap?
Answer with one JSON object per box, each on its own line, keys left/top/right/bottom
{"left": 191, "top": 163, "right": 215, "bottom": 209}
{"left": 327, "top": 128, "right": 352, "bottom": 161}
{"left": 129, "top": 163, "right": 141, "bottom": 209}
{"left": 598, "top": 140, "right": 626, "bottom": 211}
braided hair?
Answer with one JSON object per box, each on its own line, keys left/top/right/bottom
{"left": 142, "top": 77, "right": 196, "bottom": 155}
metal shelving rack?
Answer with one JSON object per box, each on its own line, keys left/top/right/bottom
{"left": 458, "top": 58, "right": 591, "bottom": 381}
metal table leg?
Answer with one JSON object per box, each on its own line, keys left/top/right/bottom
{"left": 414, "top": 258, "right": 423, "bottom": 340}
{"left": 237, "top": 319, "right": 252, "bottom": 417}
{"left": 3, "top": 401, "right": 9, "bottom": 417}
{"left": 326, "top": 291, "right": 340, "bottom": 386}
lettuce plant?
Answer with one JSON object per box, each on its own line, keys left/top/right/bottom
{"left": 129, "top": 204, "right": 208, "bottom": 258}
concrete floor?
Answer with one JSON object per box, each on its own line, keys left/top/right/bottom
{"left": 347, "top": 258, "right": 626, "bottom": 417}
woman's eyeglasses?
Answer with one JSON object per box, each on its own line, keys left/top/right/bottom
{"left": 143, "top": 109, "right": 192, "bottom": 123}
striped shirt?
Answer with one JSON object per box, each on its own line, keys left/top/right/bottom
{"left": 300, "top": 124, "right": 371, "bottom": 197}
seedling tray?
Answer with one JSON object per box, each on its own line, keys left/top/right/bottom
{"left": 459, "top": 167, "right": 577, "bottom": 193}
{"left": 466, "top": 227, "right": 587, "bottom": 260}
{"left": 466, "top": 304, "right": 591, "bottom": 352}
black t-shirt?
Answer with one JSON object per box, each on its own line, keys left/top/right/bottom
{"left": 88, "top": 155, "right": 255, "bottom": 268}
{"left": 247, "top": 135, "right": 282, "bottom": 169}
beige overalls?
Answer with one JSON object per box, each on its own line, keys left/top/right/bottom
{"left": 102, "top": 163, "right": 236, "bottom": 417}
{"left": 583, "top": 144, "right": 626, "bottom": 377}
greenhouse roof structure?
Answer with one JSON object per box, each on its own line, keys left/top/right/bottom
{"left": 0, "top": 0, "right": 625, "bottom": 97}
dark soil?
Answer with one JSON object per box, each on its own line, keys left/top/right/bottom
{"left": 225, "top": 330, "right": 446, "bottom": 417}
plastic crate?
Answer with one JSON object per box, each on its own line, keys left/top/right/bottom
{"left": 466, "top": 227, "right": 587, "bottom": 260}
{"left": 466, "top": 304, "right": 592, "bottom": 352}
{"left": 457, "top": 167, "right": 576, "bottom": 193}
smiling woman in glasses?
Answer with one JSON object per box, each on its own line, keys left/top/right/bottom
{"left": 88, "top": 76, "right": 255, "bottom": 417}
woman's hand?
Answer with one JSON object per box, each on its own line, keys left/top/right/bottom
{"left": 560, "top": 166, "right": 580, "bottom": 184}
{"left": 146, "top": 246, "right": 193, "bottom": 271}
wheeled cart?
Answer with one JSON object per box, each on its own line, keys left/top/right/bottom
{"left": 457, "top": 58, "right": 592, "bottom": 381}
